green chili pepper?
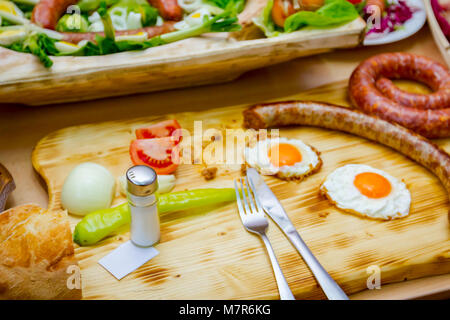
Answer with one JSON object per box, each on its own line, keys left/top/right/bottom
{"left": 157, "top": 188, "right": 236, "bottom": 214}
{"left": 73, "top": 188, "right": 236, "bottom": 246}
{"left": 73, "top": 202, "right": 130, "bottom": 246}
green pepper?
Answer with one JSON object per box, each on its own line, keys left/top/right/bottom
{"left": 73, "top": 188, "right": 236, "bottom": 246}
{"left": 73, "top": 202, "right": 130, "bottom": 246}
{"left": 157, "top": 188, "right": 236, "bottom": 214}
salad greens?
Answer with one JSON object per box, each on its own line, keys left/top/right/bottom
{"left": 4, "top": 1, "right": 241, "bottom": 67}
{"left": 9, "top": 33, "right": 58, "bottom": 67}
{"left": 285, "top": 0, "right": 359, "bottom": 32}
{"left": 207, "top": 0, "right": 245, "bottom": 13}
{"left": 254, "top": 0, "right": 359, "bottom": 37}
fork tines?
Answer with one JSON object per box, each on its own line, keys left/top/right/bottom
{"left": 234, "top": 177, "right": 263, "bottom": 220}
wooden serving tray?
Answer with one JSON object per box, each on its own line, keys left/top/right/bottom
{"left": 0, "top": 18, "right": 365, "bottom": 106}
{"left": 425, "top": 0, "right": 450, "bottom": 67}
{"left": 31, "top": 81, "right": 450, "bottom": 300}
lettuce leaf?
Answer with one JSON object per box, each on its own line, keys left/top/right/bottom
{"left": 254, "top": 0, "right": 359, "bottom": 36}
{"left": 285, "top": 0, "right": 359, "bottom": 32}
{"left": 252, "top": 0, "right": 280, "bottom": 37}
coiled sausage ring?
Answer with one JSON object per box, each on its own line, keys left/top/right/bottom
{"left": 349, "top": 52, "right": 450, "bottom": 138}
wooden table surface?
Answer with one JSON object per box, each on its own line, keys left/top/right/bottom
{"left": 0, "top": 24, "right": 449, "bottom": 300}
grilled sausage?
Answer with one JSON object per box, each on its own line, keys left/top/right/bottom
{"left": 61, "top": 22, "right": 176, "bottom": 43}
{"left": 349, "top": 53, "right": 450, "bottom": 138}
{"left": 243, "top": 101, "right": 450, "bottom": 209}
{"left": 148, "top": 0, "right": 183, "bottom": 21}
{"left": 31, "top": 0, "right": 79, "bottom": 29}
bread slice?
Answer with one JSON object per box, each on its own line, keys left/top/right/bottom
{"left": 0, "top": 204, "right": 82, "bottom": 300}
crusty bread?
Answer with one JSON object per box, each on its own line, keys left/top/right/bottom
{"left": 0, "top": 204, "right": 82, "bottom": 300}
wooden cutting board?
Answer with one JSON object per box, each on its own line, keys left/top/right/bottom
{"left": 32, "top": 81, "right": 450, "bottom": 299}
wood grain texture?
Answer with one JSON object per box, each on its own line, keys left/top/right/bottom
{"left": 0, "top": 163, "right": 15, "bottom": 212}
{"left": 31, "top": 81, "right": 450, "bottom": 299}
{"left": 0, "top": 18, "right": 365, "bottom": 106}
{"left": 425, "top": 0, "right": 450, "bottom": 67}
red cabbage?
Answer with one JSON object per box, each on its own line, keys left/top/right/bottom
{"left": 431, "top": 0, "right": 450, "bottom": 39}
{"left": 364, "top": 0, "right": 416, "bottom": 36}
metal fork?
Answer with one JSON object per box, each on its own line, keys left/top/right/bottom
{"left": 234, "top": 177, "right": 295, "bottom": 300}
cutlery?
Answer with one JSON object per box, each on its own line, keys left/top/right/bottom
{"left": 234, "top": 177, "right": 295, "bottom": 300}
{"left": 246, "top": 168, "right": 349, "bottom": 300}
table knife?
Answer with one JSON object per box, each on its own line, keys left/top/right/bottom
{"left": 246, "top": 168, "right": 349, "bottom": 300}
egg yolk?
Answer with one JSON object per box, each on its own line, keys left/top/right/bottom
{"left": 353, "top": 172, "right": 392, "bottom": 198}
{"left": 268, "top": 143, "right": 302, "bottom": 167}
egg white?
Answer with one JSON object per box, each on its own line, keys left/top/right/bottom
{"left": 320, "top": 164, "right": 411, "bottom": 220}
{"left": 244, "top": 137, "right": 322, "bottom": 180}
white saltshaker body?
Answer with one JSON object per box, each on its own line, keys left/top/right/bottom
{"left": 126, "top": 165, "right": 160, "bottom": 247}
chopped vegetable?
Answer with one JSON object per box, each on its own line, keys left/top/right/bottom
{"left": 73, "top": 188, "right": 236, "bottom": 245}
{"left": 77, "top": 0, "right": 119, "bottom": 12}
{"left": 130, "top": 137, "right": 179, "bottom": 174}
{"left": 364, "top": 0, "right": 416, "bottom": 37}
{"left": 61, "top": 162, "right": 116, "bottom": 216}
{"left": 118, "top": 173, "right": 176, "bottom": 195}
{"left": 110, "top": 0, "right": 158, "bottom": 27}
{"left": 2, "top": 3, "right": 240, "bottom": 67}
{"left": 56, "top": 14, "right": 89, "bottom": 32}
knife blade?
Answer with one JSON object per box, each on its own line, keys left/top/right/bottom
{"left": 246, "top": 168, "right": 349, "bottom": 300}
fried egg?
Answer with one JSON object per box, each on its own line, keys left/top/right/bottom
{"left": 0, "top": 27, "right": 26, "bottom": 46}
{"left": 320, "top": 164, "right": 411, "bottom": 220}
{"left": 245, "top": 137, "right": 322, "bottom": 180}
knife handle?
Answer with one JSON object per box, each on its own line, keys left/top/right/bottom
{"left": 286, "top": 228, "right": 349, "bottom": 300}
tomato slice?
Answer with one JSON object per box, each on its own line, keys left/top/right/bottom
{"left": 129, "top": 137, "right": 179, "bottom": 174}
{"left": 135, "top": 119, "right": 182, "bottom": 142}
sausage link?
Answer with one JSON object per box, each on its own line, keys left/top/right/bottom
{"left": 31, "top": 0, "right": 78, "bottom": 29}
{"left": 148, "top": 0, "right": 183, "bottom": 21}
{"left": 242, "top": 101, "right": 450, "bottom": 206}
{"left": 349, "top": 53, "right": 450, "bottom": 138}
{"left": 375, "top": 77, "right": 450, "bottom": 110}
{"left": 61, "top": 21, "right": 176, "bottom": 43}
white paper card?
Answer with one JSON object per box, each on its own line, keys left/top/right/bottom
{"left": 98, "top": 241, "right": 159, "bottom": 280}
